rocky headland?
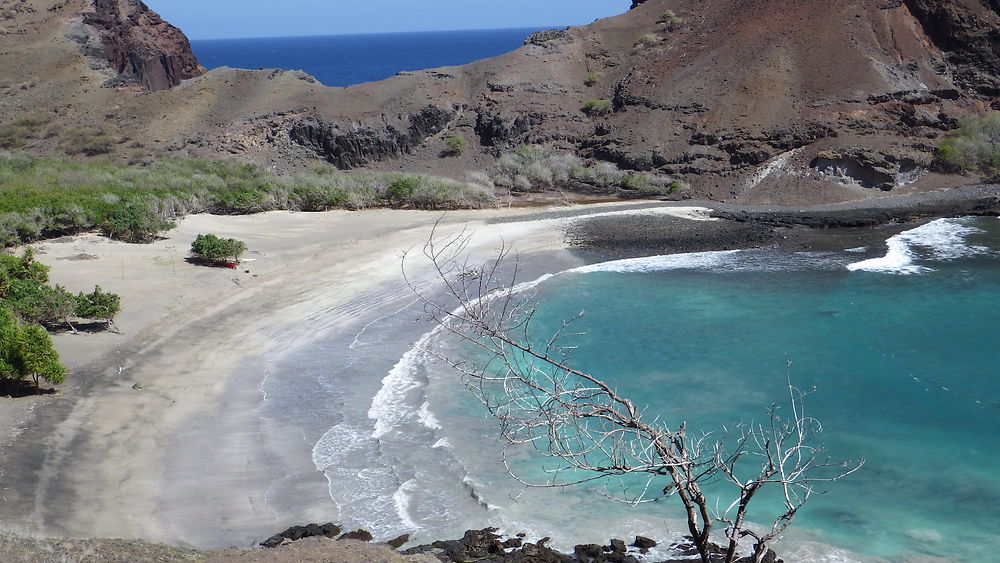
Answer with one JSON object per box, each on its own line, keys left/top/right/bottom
{"left": 0, "top": 0, "right": 996, "bottom": 204}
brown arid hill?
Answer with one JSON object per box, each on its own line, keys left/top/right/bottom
{"left": 0, "top": 0, "right": 997, "bottom": 204}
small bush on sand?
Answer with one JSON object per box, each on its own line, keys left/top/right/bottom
{"left": 937, "top": 113, "right": 1000, "bottom": 174}
{"left": 191, "top": 233, "right": 247, "bottom": 263}
{"left": 584, "top": 72, "right": 602, "bottom": 87}
{"left": 582, "top": 99, "right": 613, "bottom": 116}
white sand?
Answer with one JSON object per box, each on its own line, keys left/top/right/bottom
{"left": 0, "top": 205, "right": 583, "bottom": 546}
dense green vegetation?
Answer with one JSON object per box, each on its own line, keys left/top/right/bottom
{"left": 937, "top": 113, "right": 1000, "bottom": 175}
{"left": 190, "top": 233, "right": 247, "bottom": 263}
{"left": 0, "top": 146, "right": 684, "bottom": 249}
{"left": 0, "top": 152, "right": 497, "bottom": 247}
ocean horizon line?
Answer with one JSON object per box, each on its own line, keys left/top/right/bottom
{"left": 189, "top": 25, "right": 558, "bottom": 43}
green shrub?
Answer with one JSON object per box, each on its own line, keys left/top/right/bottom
{"left": 190, "top": 233, "right": 247, "bottom": 263}
{"left": 387, "top": 176, "right": 420, "bottom": 201}
{"left": 1, "top": 248, "right": 118, "bottom": 331}
{"left": 584, "top": 72, "right": 603, "bottom": 87}
{"left": 582, "top": 99, "right": 614, "bottom": 116}
{"left": 100, "top": 199, "right": 175, "bottom": 243}
{"left": 937, "top": 113, "right": 1000, "bottom": 174}
{"left": 635, "top": 34, "right": 660, "bottom": 46}
{"left": 0, "top": 310, "right": 66, "bottom": 392}
{"left": 441, "top": 136, "right": 468, "bottom": 157}
{"left": 218, "top": 188, "right": 268, "bottom": 214}
{"left": 659, "top": 10, "right": 682, "bottom": 24}
{"left": 75, "top": 285, "right": 121, "bottom": 325}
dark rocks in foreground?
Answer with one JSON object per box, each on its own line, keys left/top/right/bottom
{"left": 259, "top": 523, "right": 342, "bottom": 548}
{"left": 259, "top": 524, "right": 782, "bottom": 563}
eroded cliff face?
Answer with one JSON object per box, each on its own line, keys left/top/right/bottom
{"left": 903, "top": 0, "right": 1000, "bottom": 96}
{"left": 80, "top": 0, "right": 204, "bottom": 91}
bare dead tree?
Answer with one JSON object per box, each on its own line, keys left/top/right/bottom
{"left": 404, "top": 226, "right": 862, "bottom": 563}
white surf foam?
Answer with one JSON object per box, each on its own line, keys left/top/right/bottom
{"left": 572, "top": 250, "right": 741, "bottom": 274}
{"left": 847, "top": 218, "right": 989, "bottom": 274}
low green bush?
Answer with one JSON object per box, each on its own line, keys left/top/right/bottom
{"left": 635, "top": 34, "right": 660, "bottom": 46}
{"left": 0, "top": 248, "right": 120, "bottom": 331}
{"left": 584, "top": 72, "right": 603, "bottom": 87}
{"left": 937, "top": 113, "right": 1000, "bottom": 174}
{"left": 190, "top": 233, "right": 247, "bottom": 263}
{"left": 75, "top": 285, "right": 121, "bottom": 325}
{"left": 0, "top": 309, "right": 66, "bottom": 392}
{"left": 582, "top": 99, "right": 614, "bottom": 116}
{"left": 441, "top": 136, "right": 468, "bottom": 157}
{"left": 100, "top": 199, "right": 175, "bottom": 243}
{"left": 659, "top": 10, "right": 682, "bottom": 25}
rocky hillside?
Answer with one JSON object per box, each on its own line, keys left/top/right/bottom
{"left": 0, "top": 0, "right": 997, "bottom": 204}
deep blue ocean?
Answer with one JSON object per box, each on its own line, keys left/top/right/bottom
{"left": 190, "top": 28, "right": 544, "bottom": 87}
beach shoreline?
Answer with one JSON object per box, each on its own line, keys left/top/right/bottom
{"left": 0, "top": 187, "right": 997, "bottom": 553}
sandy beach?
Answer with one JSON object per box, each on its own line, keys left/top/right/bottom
{"left": 0, "top": 188, "right": 997, "bottom": 553}
{"left": 0, "top": 203, "right": 598, "bottom": 549}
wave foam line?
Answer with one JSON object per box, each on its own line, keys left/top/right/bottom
{"left": 847, "top": 218, "right": 989, "bottom": 274}
{"left": 572, "top": 250, "right": 741, "bottom": 274}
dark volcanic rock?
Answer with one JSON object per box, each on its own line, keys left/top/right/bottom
{"left": 903, "top": 0, "right": 1000, "bottom": 95}
{"left": 475, "top": 109, "right": 546, "bottom": 150}
{"left": 387, "top": 533, "right": 411, "bottom": 549}
{"left": 632, "top": 536, "right": 657, "bottom": 550}
{"left": 338, "top": 529, "right": 374, "bottom": 542}
{"left": 289, "top": 105, "right": 455, "bottom": 168}
{"left": 81, "top": 0, "right": 203, "bottom": 91}
{"left": 259, "top": 522, "right": 341, "bottom": 548}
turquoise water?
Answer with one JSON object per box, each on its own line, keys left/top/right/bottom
{"left": 421, "top": 217, "right": 1000, "bottom": 561}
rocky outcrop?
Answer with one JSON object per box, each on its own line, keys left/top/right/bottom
{"left": 809, "top": 147, "right": 930, "bottom": 190}
{"left": 903, "top": 0, "right": 1000, "bottom": 95}
{"left": 288, "top": 105, "right": 456, "bottom": 168}
{"left": 260, "top": 523, "right": 343, "bottom": 548}
{"left": 80, "top": 0, "right": 203, "bottom": 91}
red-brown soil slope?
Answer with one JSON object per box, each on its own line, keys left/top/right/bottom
{"left": 0, "top": 0, "right": 996, "bottom": 204}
